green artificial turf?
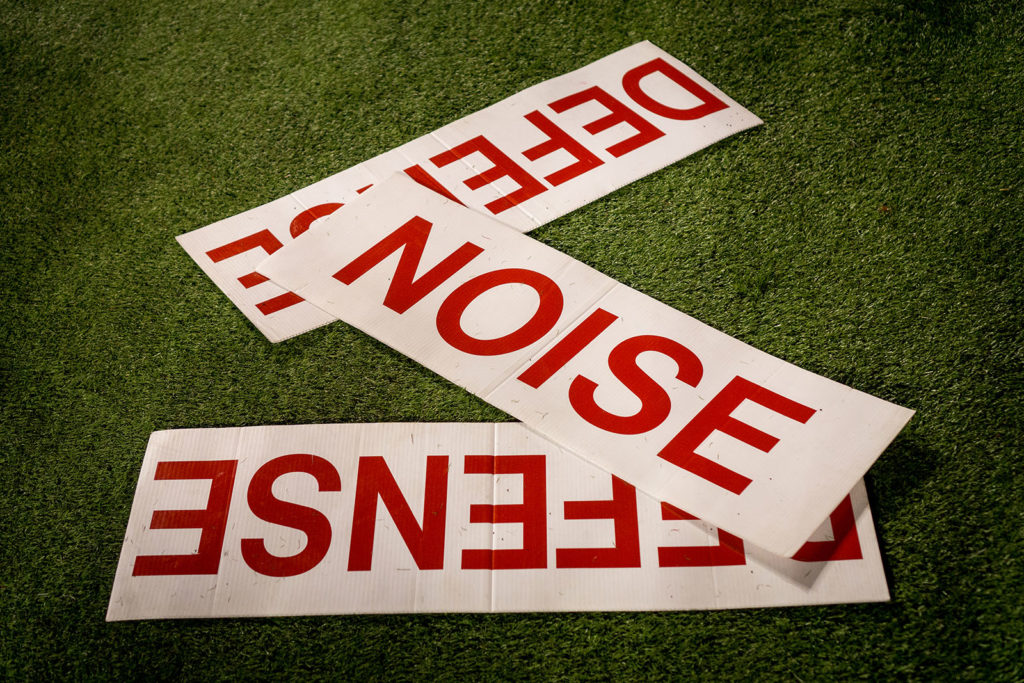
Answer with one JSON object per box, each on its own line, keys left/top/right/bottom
{"left": 2, "top": 0, "right": 1022, "bottom": 678}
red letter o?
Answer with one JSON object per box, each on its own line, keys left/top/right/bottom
{"left": 436, "top": 268, "right": 563, "bottom": 356}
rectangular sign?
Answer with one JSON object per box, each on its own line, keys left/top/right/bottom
{"left": 108, "top": 424, "right": 888, "bottom": 620}
{"left": 176, "top": 40, "right": 762, "bottom": 342}
{"left": 257, "top": 175, "right": 914, "bottom": 557}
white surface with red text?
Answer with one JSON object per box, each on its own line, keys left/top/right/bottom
{"left": 176, "top": 41, "right": 761, "bottom": 342}
{"left": 257, "top": 175, "right": 913, "bottom": 556}
{"left": 107, "top": 424, "right": 888, "bottom": 620}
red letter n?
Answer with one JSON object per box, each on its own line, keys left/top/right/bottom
{"left": 348, "top": 455, "right": 449, "bottom": 571}
{"left": 333, "top": 215, "right": 484, "bottom": 313}
{"left": 133, "top": 459, "right": 238, "bottom": 576}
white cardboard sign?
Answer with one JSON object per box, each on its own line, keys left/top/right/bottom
{"left": 108, "top": 424, "right": 887, "bottom": 620}
{"left": 176, "top": 41, "right": 762, "bottom": 342}
{"left": 258, "top": 175, "right": 914, "bottom": 557}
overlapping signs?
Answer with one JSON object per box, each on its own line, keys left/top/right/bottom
{"left": 176, "top": 41, "right": 762, "bottom": 342}
{"left": 257, "top": 175, "right": 913, "bottom": 558}
{"left": 107, "top": 424, "right": 887, "bottom": 620}
{"left": 118, "top": 41, "right": 914, "bottom": 618}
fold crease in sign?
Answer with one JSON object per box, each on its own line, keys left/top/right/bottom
{"left": 107, "top": 425, "right": 888, "bottom": 621}
{"left": 257, "top": 175, "right": 914, "bottom": 557}
{"left": 176, "top": 41, "right": 762, "bottom": 342}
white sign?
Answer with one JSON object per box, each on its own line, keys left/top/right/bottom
{"left": 177, "top": 41, "right": 762, "bottom": 341}
{"left": 108, "top": 424, "right": 887, "bottom": 620}
{"left": 257, "top": 175, "right": 914, "bottom": 557}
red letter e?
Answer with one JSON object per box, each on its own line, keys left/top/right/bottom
{"left": 132, "top": 460, "right": 238, "bottom": 576}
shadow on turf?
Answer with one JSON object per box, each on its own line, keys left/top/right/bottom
{"left": 737, "top": 432, "right": 934, "bottom": 593}
{"left": 863, "top": 433, "right": 940, "bottom": 598}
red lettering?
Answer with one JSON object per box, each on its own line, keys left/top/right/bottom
{"left": 548, "top": 86, "right": 664, "bottom": 158}
{"left": 556, "top": 475, "right": 640, "bottom": 568}
{"left": 288, "top": 184, "right": 374, "bottom": 238}
{"left": 659, "top": 376, "right": 816, "bottom": 495}
{"left": 232, "top": 186, "right": 376, "bottom": 313}
{"left": 517, "top": 308, "right": 618, "bottom": 388}
{"left": 205, "top": 230, "right": 304, "bottom": 315}
{"left": 237, "top": 271, "right": 270, "bottom": 288}
{"left": 430, "top": 135, "right": 546, "bottom": 214}
{"left": 657, "top": 502, "right": 746, "bottom": 567}
{"left": 333, "top": 215, "right": 484, "bottom": 313}
{"left": 792, "top": 495, "right": 862, "bottom": 562}
{"left": 622, "top": 57, "right": 727, "bottom": 121}
{"left": 253, "top": 290, "right": 304, "bottom": 315}
{"left": 570, "top": 334, "right": 703, "bottom": 435}
{"left": 290, "top": 203, "right": 344, "bottom": 238}
{"left": 248, "top": 291, "right": 301, "bottom": 315}
{"left": 436, "top": 268, "right": 563, "bottom": 356}
{"left": 132, "top": 460, "right": 237, "bottom": 576}
{"left": 348, "top": 455, "right": 449, "bottom": 571}
{"left": 240, "top": 453, "right": 341, "bottom": 578}
{"left": 206, "top": 230, "right": 283, "bottom": 263}
{"left": 404, "top": 164, "right": 463, "bottom": 204}
{"left": 520, "top": 110, "right": 604, "bottom": 186}
{"left": 462, "top": 455, "right": 547, "bottom": 570}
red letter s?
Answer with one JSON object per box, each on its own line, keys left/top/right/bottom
{"left": 241, "top": 453, "right": 341, "bottom": 578}
{"left": 570, "top": 334, "right": 703, "bottom": 434}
